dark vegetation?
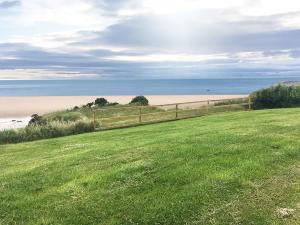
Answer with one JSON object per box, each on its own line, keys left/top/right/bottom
{"left": 130, "top": 95, "right": 149, "bottom": 105}
{"left": 251, "top": 84, "right": 300, "bottom": 109}
{"left": 28, "top": 114, "right": 46, "bottom": 126}
{"left": 95, "top": 97, "right": 109, "bottom": 107}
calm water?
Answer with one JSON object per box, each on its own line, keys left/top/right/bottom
{"left": 1, "top": 78, "right": 300, "bottom": 96}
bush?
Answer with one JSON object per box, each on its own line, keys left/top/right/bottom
{"left": 251, "top": 84, "right": 300, "bottom": 109}
{"left": 28, "top": 114, "right": 46, "bottom": 126}
{"left": 86, "top": 102, "right": 94, "bottom": 108}
{"left": 95, "top": 98, "right": 108, "bottom": 107}
{"left": 130, "top": 96, "right": 149, "bottom": 106}
{"left": 107, "top": 102, "right": 119, "bottom": 106}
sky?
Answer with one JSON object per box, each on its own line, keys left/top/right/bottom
{"left": 0, "top": 0, "right": 300, "bottom": 79}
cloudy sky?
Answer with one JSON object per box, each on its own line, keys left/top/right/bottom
{"left": 1, "top": 0, "right": 300, "bottom": 79}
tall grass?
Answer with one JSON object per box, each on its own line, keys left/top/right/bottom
{"left": 214, "top": 97, "right": 248, "bottom": 106}
{"left": 45, "top": 111, "right": 83, "bottom": 122}
{"left": 0, "top": 119, "right": 94, "bottom": 144}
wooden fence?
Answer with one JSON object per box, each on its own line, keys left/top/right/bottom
{"left": 92, "top": 97, "right": 251, "bottom": 130}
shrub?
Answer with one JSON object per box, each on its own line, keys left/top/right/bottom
{"left": 250, "top": 84, "right": 300, "bottom": 109}
{"left": 107, "top": 102, "right": 119, "bottom": 106}
{"left": 86, "top": 102, "right": 94, "bottom": 108}
{"left": 130, "top": 96, "right": 149, "bottom": 106}
{"left": 28, "top": 114, "right": 46, "bottom": 126}
{"left": 95, "top": 98, "right": 108, "bottom": 107}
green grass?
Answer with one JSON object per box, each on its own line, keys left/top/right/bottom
{"left": 1, "top": 108, "right": 300, "bottom": 224}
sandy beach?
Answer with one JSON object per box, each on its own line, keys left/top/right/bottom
{"left": 0, "top": 95, "right": 247, "bottom": 118}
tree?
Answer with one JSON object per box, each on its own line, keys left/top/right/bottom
{"left": 130, "top": 96, "right": 149, "bottom": 106}
{"left": 95, "top": 98, "right": 108, "bottom": 107}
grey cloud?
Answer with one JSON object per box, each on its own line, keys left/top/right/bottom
{"left": 1, "top": 42, "right": 300, "bottom": 80}
{"left": 263, "top": 49, "right": 300, "bottom": 58}
{"left": 0, "top": 0, "right": 20, "bottom": 8}
{"left": 90, "top": 0, "right": 140, "bottom": 16}
{"left": 290, "top": 49, "right": 300, "bottom": 58}
{"left": 94, "top": 0, "right": 138, "bottom": 10}
{"left": 0, "top": 43, "right": 144, "bottom": 64}
{"left": 87, "top": 49, "right": 143, "bottom": 57}
{"left": 72, "top": 12, "right": 300, "bottom": 54}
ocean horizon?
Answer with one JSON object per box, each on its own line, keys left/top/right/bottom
{"left": 1, "top": 77, "right": 300, "bottom": 96}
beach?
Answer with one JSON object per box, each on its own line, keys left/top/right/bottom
{"left": 0, "top": 95, "right": 247, "bottom": 130}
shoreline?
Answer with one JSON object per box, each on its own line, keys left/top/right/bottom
{"left": 0, "top": 95, "right": 247, "bottom": 118}
{"left": 0, "top": 117, "right": 31, "bottom": 131}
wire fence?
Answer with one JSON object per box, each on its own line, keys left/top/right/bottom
{"left": 92, "top": 97, "right": 251, "bottom": 130}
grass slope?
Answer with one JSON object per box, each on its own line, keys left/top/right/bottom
{"left": 1, "top": 109, "right": 300, "bottom": 225}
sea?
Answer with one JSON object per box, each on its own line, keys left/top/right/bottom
{"left": 1, "top": 77, "right": 300, "bottom": 96}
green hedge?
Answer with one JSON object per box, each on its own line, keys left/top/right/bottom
{"left": 251, "top": 84, "right": 300, "bottom": 109}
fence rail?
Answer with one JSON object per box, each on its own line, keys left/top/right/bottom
{"left": 92, "top": 97, "right": 251, "bottom": 131}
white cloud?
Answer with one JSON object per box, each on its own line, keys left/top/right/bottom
{"left": 106, "top": 53, "right": 228, "bottom": 62}
{"left": 0, "top": 69, "right": 98, "bottom": 79}
{"left": 241, "top": 0, "right": 300, "bottom": 16}
{"left": 17, "top": 0, "right": 101, "bottom": 26}
{"left": 116, "top": 0, "right": 300, "bottom": 18}
{"left": 142, "top": 0, "right": 247, "bottom": 14}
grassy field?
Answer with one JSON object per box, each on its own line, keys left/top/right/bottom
{"left": 0, "top": 98, "right": 248, "bottom": 144}
{"left": 44, "top": 98, "right": 249, "bottom": 130}
{"left": 0, "top": 108, "right": 300, "bottom": 224}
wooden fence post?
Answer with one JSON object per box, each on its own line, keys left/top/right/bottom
{"left": 248, "top": 96, "right": 251, "bottom": 110}
{"left": 139, "top": 107, "right": 142, "bottom": 123}
{"left": 93, "top": 110, "right": 96, "bottom": 131}
{"left": 175, "top": 104, "right": 178, "bottom": 119}
{"left": 207, "top": 101, "right": 210, "bottom": 113}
